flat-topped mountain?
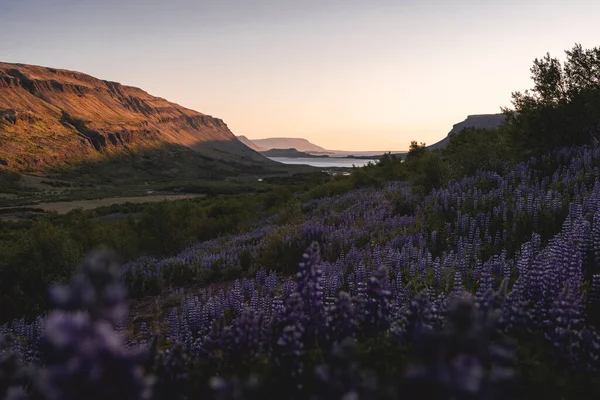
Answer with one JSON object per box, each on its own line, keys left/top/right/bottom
{"left": 0, "top": 62, "right": 274, "bottom": 180}
{"left": 244, "top": 137, "right": 327, "bottom": 153}
{"left": 428, "top": 113, "right": 506, "bottom": 149}
{"left": 260, "top": 148, "right": 329, "bottom": 158}
{"left": 237, "top": 136, "right": 405, "bottom": 156}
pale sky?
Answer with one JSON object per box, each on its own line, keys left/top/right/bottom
{"left": 1, "top": 0, "right": 598, "bottom": 151}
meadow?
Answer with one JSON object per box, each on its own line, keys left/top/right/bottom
{"left": 1, "top": 43, "right": 599, "bottom": 399}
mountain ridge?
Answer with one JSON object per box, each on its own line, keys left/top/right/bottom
{"left": 245, "top": 137, "right": 327, "bottom": 153}
{"left": 260, "top": 148, "right": 329, "bottom": 158}
{"left": 0, "top": 62, "right": 271, "bottom": 176}
{"left": 236, "top": 135, "right": 266, "bottom": 152}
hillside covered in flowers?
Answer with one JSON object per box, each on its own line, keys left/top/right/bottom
{"left": 1, "top": 43, "right": 600, "bottom": 400}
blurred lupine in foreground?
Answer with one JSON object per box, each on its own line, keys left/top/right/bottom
{"left": 35, "top": 251, "right": 154, "bottom": 400}
{"left": 0, "top": 334, "right": 29, "bottom": 400}
{"left": 403, "top": 290, "right": 516, "bottom": 400}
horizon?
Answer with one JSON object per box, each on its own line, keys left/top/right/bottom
{"left": 244, "top": 136, "right": 409, "bottom": 153}
{"left": 1, "top": 0, "right": 598, "bottom": 151}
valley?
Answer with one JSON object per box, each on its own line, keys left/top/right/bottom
{"left": 0, "top": 193, "right": 206, "bottom": 215}
{"left": 0, "top": 62, "right": 305, "bottom": 184}
{"left": 1, "top": 33, "right": 599, "bottom": 399}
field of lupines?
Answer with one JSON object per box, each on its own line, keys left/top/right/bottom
{"left": 3, "top": 144, "right": 600, "bottom": 399}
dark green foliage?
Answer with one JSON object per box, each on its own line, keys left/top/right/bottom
{"left": 0, "top": 169, "right": 21, "bottom": 192}
{"left": 258, "top": 228, "right": 309, "bottom": 274}
{"left": 305, "top": 175, "right": 355, "bottom": 199}
{"left": 443, "top": 127, "right": 514, "bottom": 177}
{"left": 0, "top": 219, "right": 84, "bottom": 320}
{"left": 264, "top": 186, "right": 294, "bottom": 210}
{"left": 0, "top": 187, "right": 302, "bottom": 321}
{"left": 350, "top": 166, "right": 383, "bottom": 188}
{"left": 505, "top": 43, "right": 600, "bottom": 154}
{"left": 407, "top": 141, "right": 427, "bottom": 159}
{"left": 53, "top": 142, "right": 293, "bottom": 185}
{"left": 406, "top": 150, "right": 449, "bottom": 195}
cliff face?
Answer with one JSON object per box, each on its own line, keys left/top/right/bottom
{"left": 427, "top": 114, "right": 506, "bottom": 150}
{"left": 0, "top": 62, "right": 267, "bottom": 172}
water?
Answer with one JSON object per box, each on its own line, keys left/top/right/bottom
{"left": 268, "top": 157, "right": 377, "bottom": 168}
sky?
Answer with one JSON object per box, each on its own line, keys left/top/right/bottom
{"left": 1, "top": 0, "right": 598, "bottom": 151}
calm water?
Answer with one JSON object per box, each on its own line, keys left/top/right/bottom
{"left": 269, "top": 157, "right": 378, "bottom": 168}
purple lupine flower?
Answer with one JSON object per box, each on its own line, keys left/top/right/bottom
{"left": 275, "top": 292, "right": 306, "bottom": 380}
{"left": 404, "top": 295, "right": 515, "bottom": 399}
{"left": 364, "top": 266, "right": 392, "bottom": 336}
{"left": 295, "top": 242, "right": 325, "bottom": 341}
{"left": 37, "top": 251, "right": 153, "bottom": 400}
{"left": 590, "top": 275, "right": 600, "bottom": 304}
{"left": 326, "top": 291, "right": 357, "bottom": 343}
{"left": 0, "top": 334, "right": 30, "bottom": 400}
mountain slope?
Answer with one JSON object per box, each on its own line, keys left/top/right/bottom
{"left": 428, "top": 114, "right": 506, "bottom": 150}
{"left": 0, "top": 62, "right": 274, "bottom": 179}
{"left": 236, "top": 135, "right": 266, "bottom": 152}
{"left": 249, "top": 137, "right": 327, "bottom": 152}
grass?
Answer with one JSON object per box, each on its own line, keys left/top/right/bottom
{"left": 0, "top": 194, "right": 207, "bottom": 214}
{"left": 0, "top": 165, "right": 316, "bottom": 209}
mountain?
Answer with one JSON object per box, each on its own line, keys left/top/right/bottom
{"left": 427, "top": 114, "right": 506, "bottom": 150}
{"left": 323, "top": 150, "right": 405, "bottom": 158}
{"left": 249, "top": 137, "right": 327, "bottom": 153}
{"left": 236, "top": 135, "right": 266, "bottom": 152}
{"left": 0, "top": 62, "right": 276, "bottom": 181}
{"left": 235, "top": 136, "right": 406, "bottom": 157}
{"left": 260, "top": 148, "right": 329, "bottom": 158}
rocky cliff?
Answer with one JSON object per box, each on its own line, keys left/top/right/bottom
{"left": 427, "top": 114, "right": 506, "bottom": 150}
{"left": 0, "top": 62, "right": 270, "bottom": 176}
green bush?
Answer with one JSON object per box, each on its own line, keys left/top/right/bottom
{"left": 0, "top": 189, "right": 292, "bottom": 321}
{"left": 443, "top": 127, "right": 514, "bottom": 177}
{"left": 0, "top": 220, "right": 84, "bottom": 319}
{"left": 407, "top": 150, "right": 449, "bottom": 195}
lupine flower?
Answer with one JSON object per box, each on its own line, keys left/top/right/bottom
{"left": 36, "top": 251, "right": 154, "bottom": 400}
{"left": 0, "top": 334, "right": 29, "bottom": 400}
{"left": 403, "top": 295, "right": 515, "bottom": 400}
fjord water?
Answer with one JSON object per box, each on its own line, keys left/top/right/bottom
{"left": 268, "top": 157, "right": 378, "bottom": 168}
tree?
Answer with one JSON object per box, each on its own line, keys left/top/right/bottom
{"left": 403, "top": 143, "right": 449, "bottom": 195}
{"left": 374, "top": 153, "right": 407, "bottom": 181}
{"left": 504, "top": 43, "right": 600, "bottom": 153}
{"left": 444, "top": 127, "right": 513, "bottom": 177}
{"left": 407, "top": 141, "right": 427, "bottom": 159}
{"left": 408, "top": 151, "right": 449, "bottom": 195}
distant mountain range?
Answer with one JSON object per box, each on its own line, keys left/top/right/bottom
{"left": 239, "top": 137, "right": 328, "bottom": 153}
{"left": 0, "top": 62, "right": 505, "bottom": 183}
{"left": 239, "top": 113, "right": 506, "bottom": 158}
{"left": 0, "top": 62, "right": 280, "bottom": 182}
{"left": 260, "top": 148, "right": 329, "bottom": 158}
{"left": 236, "top": 136, "right": 406, "bottom": 158}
